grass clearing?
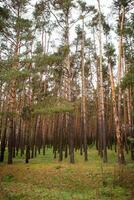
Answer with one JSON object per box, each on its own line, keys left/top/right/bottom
{"left": 0, "top": 148, "right": 134, "bottom": 200}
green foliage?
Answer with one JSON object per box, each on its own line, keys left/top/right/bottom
{"left": 34, "top": 0, "right": 49, "bottom": 18}
{"left": 34, "top": 42, "right": 43, "bottom": 54}
{"left": 114, "top": 0, "right": 133, "bottom": 9}
{"left": 77, "top": 0, "right": 87, "bottom": 13}
{"left": 53, "top": 0, "right": 75, "bottom": 12}
{"left": 2, "top": 174, "right": 14, "bottom": 183}
{"left": 0, "top": 6, "right": 10, "bottom": 31}
{"left": 21, "top": 106, "right": 32, "bottom": 121}
{"left": 89, "top": 11, "right": 107, "bottom": 31}
{"left": 127, "top": 136, "right": 134, "bottom": 144}
{"left": 0, "top": 111, "right": 18, "bottom": 118}
{"left": 33, "top": 97, "right": 75, "bottom": 114}
{"left": 121, "top": 66, "right": 134, "bottom": 90}
{"left": 124, "top": 13, "right": 134, "bottom": 63}
{"left": 104, "top": 43, "right": 116, "bottom": 65}
{"left": 33, "top": 51, "right": 64, "bottom": 73}
{"left": 10, "top": 0, "right": 29, "bottom": 11}
{"left": 75, "top": 24, "right": 82, "bottom": 39}
{"left": 0, "top": 68, "right": 30, "bottom": 83}
{"left": 78, "top": 0, "right": 95, "bottom": 15}
{"left": 58, "top": 45, "right": 70, "bottom": 58}
{"left": 14, "top": 18, "right": 32, "bottom": 32}
{"left": 124, "top": 13, "right": 134, "bottom": 38}
{"left": 5, "top": 194, "right": 25, "bottom": 200}
{"left": 45, "top": 54, "right": 64, "bottom": 66}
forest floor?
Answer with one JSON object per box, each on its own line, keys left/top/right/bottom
{"left": 0, "top": 148, "right": 134, "bottom": 200}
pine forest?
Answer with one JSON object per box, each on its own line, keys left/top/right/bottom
{"left": 0, "top": 0, "right": 134, "bottom": 199}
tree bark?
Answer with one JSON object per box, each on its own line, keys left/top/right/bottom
{"left": 109, "top": 63, "right": 125, "bottom": 164}
{"left": 97, "top": 0, "right": 107, "bottom": 162}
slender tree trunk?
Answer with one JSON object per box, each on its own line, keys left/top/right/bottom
{"left": 97, "top": 0, "right": 107, "bottom": 162}
{"left": 64, "top": 14, "right": 74, "bottom": 163}
{"left": 0, "top": 117, "right": 7, "bottom": 162}
{"left": 81, "top": 16, "right": 88, "bottom": 161}
{"left": 109, "top": 63, "right": 125, "bottom": 164}
{"left": 118, "top": 5, "right": 125, "bottom": 125}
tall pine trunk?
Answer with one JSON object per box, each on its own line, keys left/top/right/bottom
{"left": 109, "top": 63, "right": 125, "bottom": 164}
{"left": 81, "top": 16, "right": 88, "bottom": 161}
{"left": 97, "top": 0, "right": 107, "bottom": 162}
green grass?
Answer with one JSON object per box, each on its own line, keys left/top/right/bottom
{"left": 0, "top": 148, "right": 134, "bottom": 200}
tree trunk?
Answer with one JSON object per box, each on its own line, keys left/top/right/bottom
{"left": 97, "top": 0, "right": 107, "bottom": 162}
{"left": 81, "top": 16, "right": 88, "bottom": 161}
{"left": 109, "top": 63, "right": 125, "bottom": 164}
